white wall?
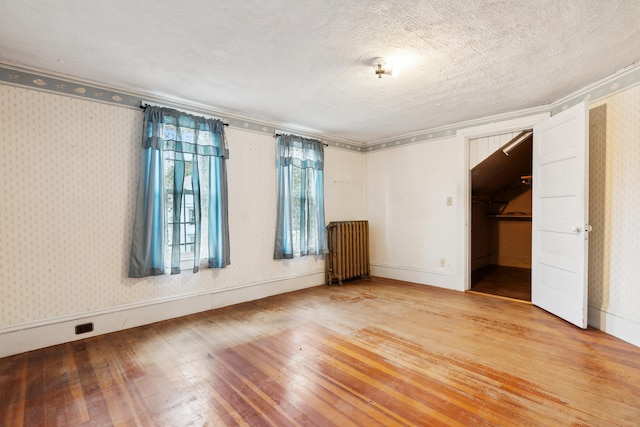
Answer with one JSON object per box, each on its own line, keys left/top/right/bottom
{"left": 324, "top": 147, "right": 365, "bottom": 222}
{"left": 587, "top": 86, "right": 640, "bottom": 346}
{"left": 362, "top": 85, "right": 640, "bottom": 348}
{"left": 3, "top": 63, "right": 640, "bottom": 356}
{"left": 364, "top": 138, "right": 461, "bottom": 289}
{"left": 0, "top": 85, "right": 365, "bottom": 357}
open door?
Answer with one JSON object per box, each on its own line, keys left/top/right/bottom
{"left": 532, "top": 102, "right": 589, "bottom": 328}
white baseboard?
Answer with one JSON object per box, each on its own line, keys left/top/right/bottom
{"left": 0, "top": 272, "right": 324, "bottom": 358}
{"left": 5, "top": 274, "right": 635, "bottom": 359}
{"left": 373, "top": 265, "right": 639, "bottom": 349}
{"left": 588, "top": 305, "right": 640, "bottom": 348}
{"left": 371, "top": 263, "right": 459, "bottom": 290}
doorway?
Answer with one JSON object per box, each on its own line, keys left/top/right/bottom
{"left": 458, "top": 105, "right": 589, "bottom": 327}
{"left": 469, "top": 131, "right": 533, "bottom": 302}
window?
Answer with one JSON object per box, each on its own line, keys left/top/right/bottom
{"left": 128, "top": 106, "right": 230, "bottom": 277}
{"left": 164, "top": 153, "right": 200, "bottom": 268}
{"left": 274, "top": 134, "right": 328, "bottom": 259}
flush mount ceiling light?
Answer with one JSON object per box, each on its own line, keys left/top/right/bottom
{"left": 372, "top": 58, "right": 399, "bottom": 79}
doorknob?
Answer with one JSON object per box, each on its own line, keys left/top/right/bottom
{"left": 571, "top": 226, "right": 582, "bottom": 233}
{"left": 585, "top": 224, "right": 593, "bottom": 232}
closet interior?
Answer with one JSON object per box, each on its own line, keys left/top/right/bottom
{"left": 470, "top": 130, "right": 532, "bottom": 301}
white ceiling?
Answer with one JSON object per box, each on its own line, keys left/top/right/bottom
{"left": 2, "top": 1, "right": 640, "bottom": 143}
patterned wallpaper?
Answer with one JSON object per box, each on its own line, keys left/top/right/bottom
{"left": 365, "top": 62, "right": 640, "bottom": 152}
{"left": 365, "top": 138, "right": 458, "bottom": 275}
{"left": 588, "top": 86, "right": 640, "bottom": 321}
{"left": 0, "top": 64, "right": 363, "bottom": 153}
{"left": 5, "top": 61, "right": 640, "bottom": 154}
{"left": 364, "top": 87, "right": 640, "bottom": 327}
{"left": 1, "top": 85, "right": 140, "bottom": 324}
{"left": 0, "top": 84, "right": 361, "bottom": 327}
{"left": 3, "top": 62, "right": 640, "bottom": 332}
{"left": 324, "top": 148, "right": 366, "bottom": 223}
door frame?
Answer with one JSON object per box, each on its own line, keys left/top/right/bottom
{"left": 456, "top": 113, "right": 549, "bottom": 291}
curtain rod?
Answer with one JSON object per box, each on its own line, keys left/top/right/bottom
{"left": 274, "top": 130, "right": 329, "bottom": 146}
{"left": 140, "top": 104, "right": 228, "bottom": 126}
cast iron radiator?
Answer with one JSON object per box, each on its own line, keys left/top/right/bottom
{"left": 325, "top": 220, "right": 371, "bottom": 285}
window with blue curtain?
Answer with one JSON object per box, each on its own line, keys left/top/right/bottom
{"left": 129, "top": 106, "right": 230, "bottom": 277}
{"left": 274, "top": 133, "right": 328, "bottom": 259}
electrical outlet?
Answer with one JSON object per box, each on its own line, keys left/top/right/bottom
{"left": 75, "top": 322, "right": 94, "bottom": 335}
{"left": 446, "top": 197, "right": 453, "bottom": 206}
{"left": 439, "top": 258, "right": 446, "bottom": 267}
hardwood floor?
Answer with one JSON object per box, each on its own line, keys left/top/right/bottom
{"left": 470, "top": 265, "right": 531, "bottom": 302}
{"left": 2, "top": 277, "right": 639, "bottom": 426}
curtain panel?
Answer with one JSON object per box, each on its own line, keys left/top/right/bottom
{"left": 274, "top": 134, "right": 328, "bottom": 259}
{"left": 129, "top": 106, "right": 230, "bottom": 278}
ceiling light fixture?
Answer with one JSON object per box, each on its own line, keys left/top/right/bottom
{"left": 373, "top": 58, "right": 399, "bottom": 79}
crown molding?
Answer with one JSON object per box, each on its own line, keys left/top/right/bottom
{"left": 3, "top": 59, "right": 640, "bottom": 154}
{"left": 0, "top": 62, "right": 364, "bottom": 153}
{"left": 364, "top": 59, "right": 640, "bottom": 153}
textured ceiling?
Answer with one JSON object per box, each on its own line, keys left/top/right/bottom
{"left": 1, "top": 0, "right": 640, "bottom": 143}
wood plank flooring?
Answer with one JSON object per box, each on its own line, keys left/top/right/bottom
{"left": 2, "top": 277, "right": 640, "bottom": 426}
{"left": 471, "top": 265, "right": 531, "bottom": 302}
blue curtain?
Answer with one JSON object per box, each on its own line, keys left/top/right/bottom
{"left": 129, "top": 106, "right": 230, "bottom": 277}
{"left": 274, "top": 134, "right": 327, "bottom": 259}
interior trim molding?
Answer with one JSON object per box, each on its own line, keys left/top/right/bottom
{"left": 455, "top": 113, "right": 551, "bottom": 293}
{"left": 0, "top": 62, "right": 363, "bottom": 153}
{"left": 371, "top": 263, "right": 459, "bottom": 290}
{"left": 365, "top": 60, "right": 640, "bottom": 153}
{"left": 365, "top": 105, "right": 551, "bottom": 153}
{"left": 588, "top": 305, "right": 640, "bottom": 348}
{"left": 2, "top": 60, "right": 640, "bottom": 154}
{"left": 0, "top": 271, "right": 324, "bottom": 358}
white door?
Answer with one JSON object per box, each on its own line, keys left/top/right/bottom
{"left": 532, "top": 102, "right": 589, "bottom": 328}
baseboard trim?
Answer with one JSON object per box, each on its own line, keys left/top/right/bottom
{"left": 588, "top": 305, "right": 640, "bottom": 348}
{"left": 471, "top": 256, "right": 491, "bottom": 272}
{"left": 5, "top": 275, "right": 636, "bottom": 358}
{"left": 0, "top": 272, "right": 324, "bottom": 358}
{"left": 370, "top": 263, "right": 459, "bottom": 291}
{"left": 373, "top": 266, "right": 640, "bottom": 349}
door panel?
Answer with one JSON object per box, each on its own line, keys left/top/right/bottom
{"left": 532, "top": 102, "right": 589, "bottom": 328}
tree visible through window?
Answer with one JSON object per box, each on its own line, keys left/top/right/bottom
{"left": 164, "top": 155, "right": 201, "bottom": 263}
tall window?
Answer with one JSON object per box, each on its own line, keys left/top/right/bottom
{"left": 129, "top": 106, "right": 230, "bottom": 277}
{"left": 274, "top": 134, "right": 327, "bottom": 259}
